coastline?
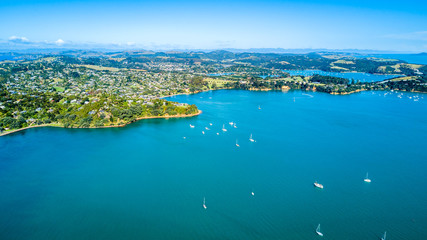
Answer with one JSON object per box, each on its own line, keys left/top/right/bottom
{"left": 330, "top": 89, "right": 366, "bottom": 95}
{"left": 0, "top": 110, "right": 202, "bottom": 137}
{"left": 2, "top": 85, "right": 423, "bottom": 137}
{"left": 160, "top": 87, "right": 234, "bottom": 99}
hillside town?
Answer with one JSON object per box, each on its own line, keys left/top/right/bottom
{"left": 1, "top": 51, "right": 426, "bottom": 133}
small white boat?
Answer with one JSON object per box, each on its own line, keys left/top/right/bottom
{"left": 251, "top": 191, "right": 254, "bottom": 196}
{"left": 229, "top": 122, "right": 234, "bottom": 126}
{"left": 258, "top": 105, "right": 261, "bottom": 110}
{"left": 183, "top": 137, "right": 186, "bottom": 139}
{"left": 222, "top": 124, "right": 227, "bottom": 132}
{"left": 314, "top": 181, "right": 324, "bottom": 189}
{"left": 203, "top": 197, "right": 207, "bottom": 210}
{"left": 381, "top": 231, "right": 386, "bottom": 240}
{"left": 316, "top": 224, "right": 323, "bottom": 237}
{"left": 364, "top": 172, "right": 371, "bottom": 183}
{"left": 209, "top": 123, "right": 213, "bottom": 126}
{"left": 202, "top": 131, "right": 205, "bottom": 134}
{"left": 216, "top": 132, "right": 219, "bottom": 135}
{"left": 249, "top": 134, "right": 255, "bottom": 142}
{"left": 205, "top": 127, "right": 210, "bottom": 130}
{"left": 233, "top": 123, "right": 237, "bottom": 128}
{"left": 190, "top": 124, "right": 195, "bottom": 128}
{"left": 236, "top": 140, "right": 240, "bottom": 147}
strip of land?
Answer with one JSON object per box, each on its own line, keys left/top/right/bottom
{"left": 0, "top": 110, "right": 202, "bottom": 137}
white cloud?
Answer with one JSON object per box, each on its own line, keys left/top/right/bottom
{"left": 55, "top": 39, "right": 65, "bottom": 45}
{"left": 8, "top": 36, "right": 30, "bottom": 44}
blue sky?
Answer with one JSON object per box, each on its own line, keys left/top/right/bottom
{"left": 1, "top": 0, "right": 427, "bottom": 51}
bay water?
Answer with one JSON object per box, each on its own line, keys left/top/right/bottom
{"left": 1, "top": 90, "right": 426, "bottom": 240}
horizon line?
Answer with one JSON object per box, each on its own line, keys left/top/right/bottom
{"left": 0, "top": 47, "right": 425, "bottom": 55}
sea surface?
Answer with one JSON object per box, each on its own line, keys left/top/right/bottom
{"left": 283, "top": 70, "right": 402, "bottom": 82}
{"left": 1, "top": 90, "right": 426, "bottom": 240}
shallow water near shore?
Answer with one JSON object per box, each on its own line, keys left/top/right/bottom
{"left": 1, "top": 90, "right": 426, "bottom": 240}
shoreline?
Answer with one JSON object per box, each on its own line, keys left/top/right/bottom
{"left": 160, "top": 87, "right": 234, "bottom": 99}
{"left": 2, "top": 86, "right": 424, "bottom": 137}
{"left": 0, "top": 110, "right": 202, "bottom": 137}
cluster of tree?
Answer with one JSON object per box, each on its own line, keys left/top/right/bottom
{"left": 372, "top": 79, "right": 427, "bottom": 92}
{"left": 331, "top": 59, "right": 396, "bottom": 73}
{"left": 419, "top": 66, "right": 427, "bottom": 82}
{"left": 189, "top": 76, "right": 207, "bottom": 92}
{"left": 220, "top": 73, "right": 427, "bottom": 95}
{"left": 0, "top": 89, "right": 198, "bottom": 132}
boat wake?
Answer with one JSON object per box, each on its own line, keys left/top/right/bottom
{"left": 302, "top": 93, "right": 314, "bottom": 98}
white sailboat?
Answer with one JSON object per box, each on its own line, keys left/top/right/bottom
{"left": 249, "top": 134, "right": 255, "bottom": 142}
{"left": 258, "top": 105, "right": 261, "bottom": 110}
{"left": 236, "top": 140, "right": 240, "bottom": 147}
{"left": 190, "top": 124, "right": 195, "bottom": 128}
{"left": 364, "top": 172, "right": 371, "bottom": 183}
{"left": 314, "top": 181, "right": 324, "bottom": 189}
{"left": 316, "top": 224, "right": 323, "bottom": 236}
{"left": 203, "top": 197, "right": 207, "bottom": 209}
{"left": 251, "top": 191, "right": 254, "bottom": 196}
{"left": 222, "top": 124, "right": 227, "bottom": 132}
{"left": 381, "top": 231, "right": 386, "bottom": 240}
{"left": 229, "top": 121, "right": 234, "bottom": 126}
{"left": 233, "top": 123, "right": 237, "bottom": 128}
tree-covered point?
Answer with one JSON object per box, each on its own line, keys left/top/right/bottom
{"left": 216, "top": 73, "right": 427, "bottom": 95}
{"left": 0, "top": 89, "right": 198, "bottom": 133}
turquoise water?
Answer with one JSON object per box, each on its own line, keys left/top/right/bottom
{"left": 283, "top": 70, "right": 403, "bottom": 82}
{"left": 1, "top": 90, "right": 426, "bottom": 240}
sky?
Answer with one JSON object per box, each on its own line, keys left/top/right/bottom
{"left": 1, "top": 0, "right": 427, "bottom": 52}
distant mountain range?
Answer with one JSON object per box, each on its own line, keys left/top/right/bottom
{"left": 1, "top": 48, "right": 427, "bottom": 64}
{"left": 0, "top": 41, "right": 421, "bottom": 55}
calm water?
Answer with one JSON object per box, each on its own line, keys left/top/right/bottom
{"left": 283, "top": 70, "right": 403, "bottom": 82}
{"left": 1, "top": 90, "right": 427, "bottom": 240}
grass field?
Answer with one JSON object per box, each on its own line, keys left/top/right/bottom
{"left": 54, "top": 86, "right": 65, "bottom": 92}
{"left": 331, "top": 65, "right": 350, "bottom": 71}
{"left": 385, "top": 76, "right": 418, "bottom": 82}
{"left": 204, "top": 78, "right": 234, "bottom": 88}
{"left": 333, "top": 60, "right": 355, "bottom": 64}
{"left": 283, "top": 76, "right": 304, "bottom": 82}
